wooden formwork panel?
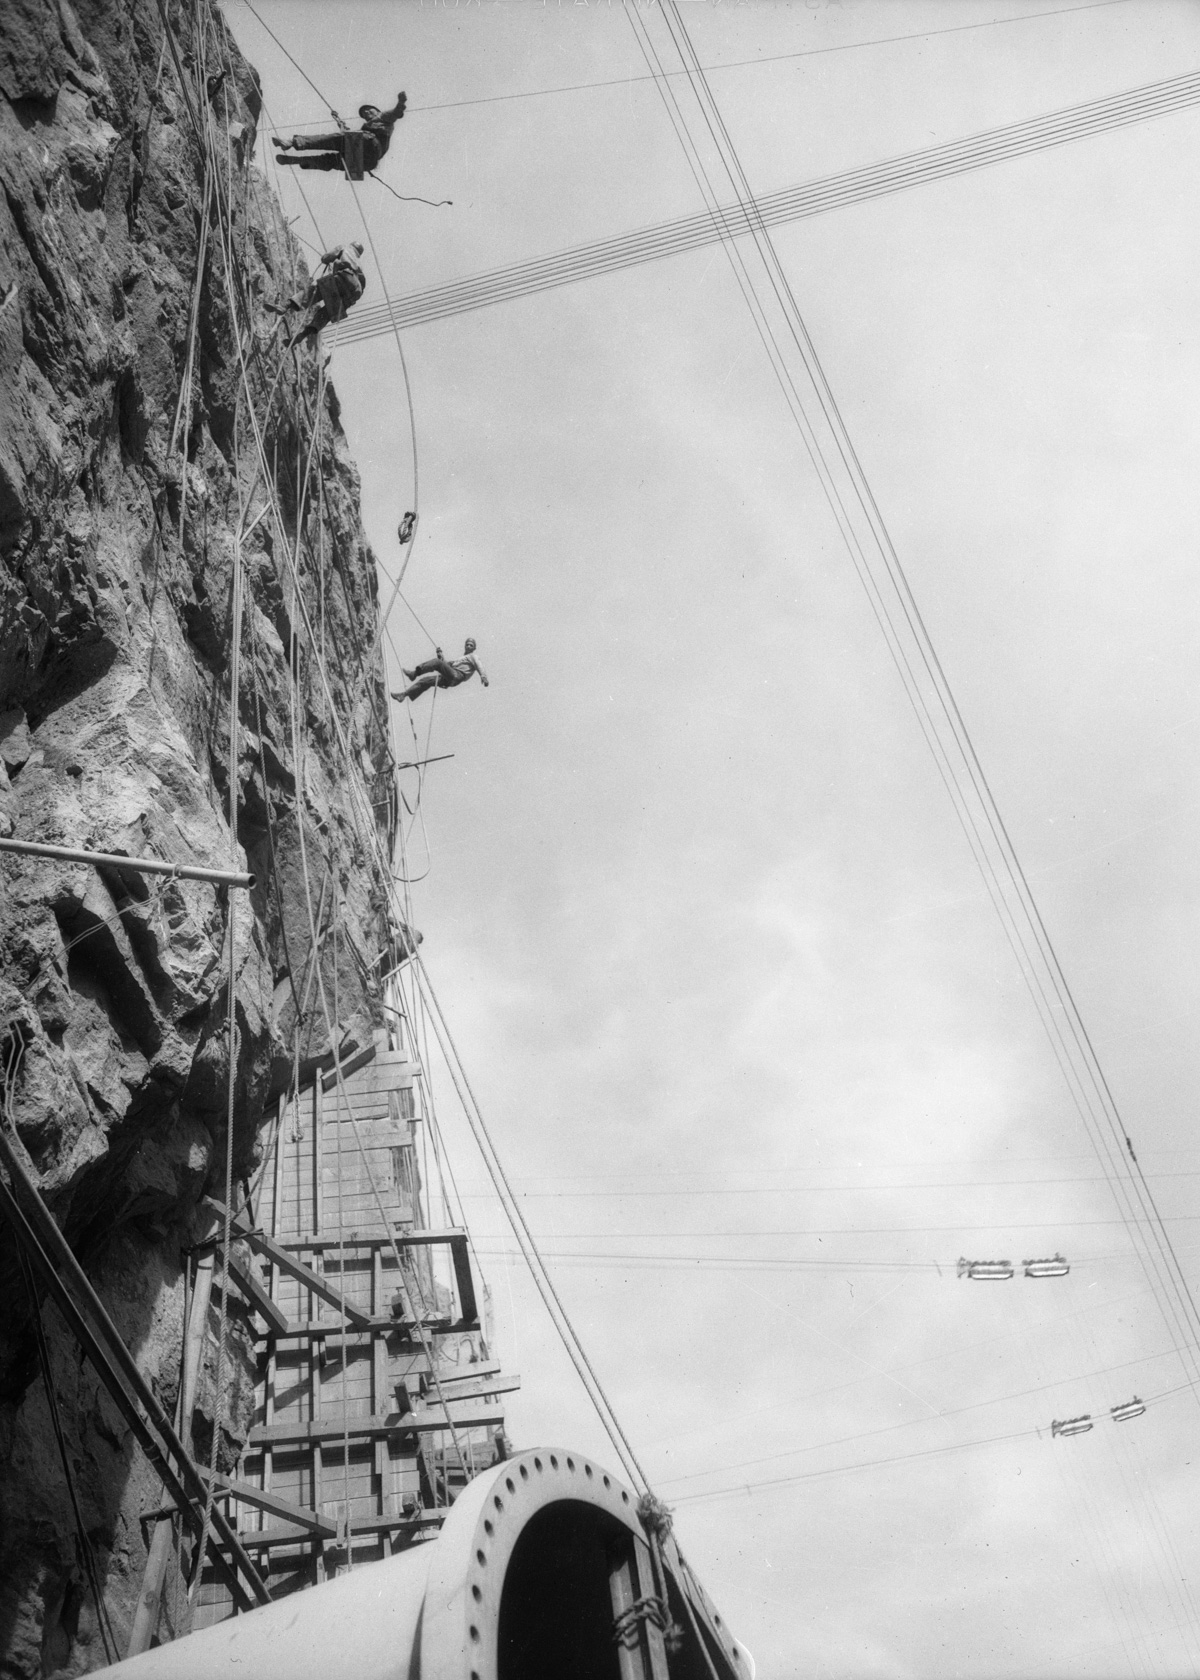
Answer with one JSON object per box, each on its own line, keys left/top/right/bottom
{"left": 197, "top": 1041, "right": 503, "bottom": 1624}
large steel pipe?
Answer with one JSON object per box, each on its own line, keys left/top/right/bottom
{"left": 99, "top": 1448, "right": 753, "bottom": 1679}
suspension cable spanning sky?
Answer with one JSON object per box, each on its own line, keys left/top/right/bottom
{"left": 337, "top": 67, "right": 1200, "bottom": 342}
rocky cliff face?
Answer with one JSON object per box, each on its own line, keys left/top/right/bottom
{"left": 0, "top": 2, "right": 394, "bottom": 1670}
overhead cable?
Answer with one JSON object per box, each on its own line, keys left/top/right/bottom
{"left": 338, "top": 68, "right": 1200, "bottom": 343}
{"left": 674, "top": 1380, "right": 1197, "bottom": 1509}
{"left": 633, "top": 10, "right": 1200, "bottom": 1636}
{"left": 410, "top": 954, "right": 654, "bottom": 1494}
{"left": 630, "top": 0, "right": 1200, "bottom": 1417}
{"left": 401, "top": 0, "right": 1134, "bottom": 115}
{"left": 242, "top": 0, "right": 1133, "bottom": 124}
{"left": 657, "top": 1357, "right": 1191, "bottom": 1495}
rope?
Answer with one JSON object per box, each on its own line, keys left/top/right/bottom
{"left": 612, "top": 1595, "right": 672, "bottom": 1651}
{"left": 191, "top": 512, "right": 243, "bottom": 1603}
{"left": 671, "top": 1562, "right": 722, "bottom": 1680}
{"left": 364, "top": 1, "right": 1133, "bottom": 117}
{"left": 336, "top": 168, "right": 423, "bottom": 728}
{"left": 367, "top": 173, "right": 451, "bottom": 209}
{"left": 129, "top": 0, "right": 422, "bottom": 1594}
{"left": 167, "top": 151, "right": 212, "bottom": 457}
{"left": 287, "top": 623, "right": 471, "bottom": 1485}
{"left": 236, "top": 0, "right": 332, "bottom": 112}
{"left": 337, "top": 68, "right": 1200, "bottom": 345}
{"left": 233, "top": 247, "right": 470, "bottom": 1486}
{"left": 332, "top": 892, "right": 354, "bottom": 1569}
{"left": 395, "top": 589, "right": 439, "bottom": 651}
{"left": 410, "top": 956, "right": 651, "bottom": 1492}
{"left": 171, "top": 5, "right": 243, "bottom": 1599}
{"left": 195, "top": 0, "right": 650, "bottom": 1520}
{"left": 150, "top": 0, "right": 203, "bottom": 144}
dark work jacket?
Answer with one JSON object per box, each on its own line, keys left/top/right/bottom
{"left": 361, "top": 95, "right": 406, "bottom": 168}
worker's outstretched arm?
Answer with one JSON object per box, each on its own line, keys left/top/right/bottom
{"left": 380, "top": 93, "right": 407, "bottom": 125}
{"left": 476, "top": 663, "right": 489, "bottom": 688}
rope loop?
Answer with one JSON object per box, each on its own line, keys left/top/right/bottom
{"left": 613, "top": 1595, "right": 669, "bottom": 1649}
{"left": 636, "top": 1490, "right": 674, "bottom": 1539}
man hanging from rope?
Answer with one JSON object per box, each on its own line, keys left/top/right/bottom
{"left": 272, "top": 94, "right": 407, "bottom": 178}
{"left": 265, "top": 243, "right": 367, "bottom": 347}
{"left": 391, "top": 640, "right": 489, "bottom": 704}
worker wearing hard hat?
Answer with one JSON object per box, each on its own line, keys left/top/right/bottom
{"left": 272, "top": 94, "right": 407, "bottom": 174}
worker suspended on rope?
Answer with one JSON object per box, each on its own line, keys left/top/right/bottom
{"left": 272, "top": 94, "right": 407, "bottom": 179}
{"left": 391, "top": 640, "right": 489, "bottom": 703}
{"left": 265, "top": 243, "right": 367, "bottom": 347}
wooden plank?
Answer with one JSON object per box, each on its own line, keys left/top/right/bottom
{"left": 251, "top": 1240, "right": 371, "bottom": 1329}
{"left": 205, "top": 1199, "right": 372, "bottom": 1329}
{"left": 322, "top": 1109, "right": 393, "bottom": 1135}
{"left": 426, "top": 1358, "right": 503, "bottom": 1381}
{"left": 273, "top": 1227, "right": 469, "bottom": 1254}
{"left": 204, "top": 1473, "right": 336, "bottom": 1537}
{"left": 324, "top": 1083, "right": 415, "bottom": 1109}
{"left": 126, "top": 1252, "right": 216, "bottom": 1657}
{"left": 321, "top": 1113, "right": 398, "bottom": 1136}
{"left": 239, "top": 1510, "right": 442, "bottom": 1548}
{"left": 326, "top": 1079, "right": 406, "bottom": 1103}
{"left": 337, "top": 1073, "right": 415, "bottom": 1095}
{"left": 314, "top": 1187, "right": 394, "bottom": 1213}
{"left": 448, "top": 1235, "right": 477, "bottom": 1326}
{"left": 264, "top": 1089, "right": 287, "bottom": 1516}
{"left": 253, "top": 1316, "right": 475, "bottom": 1341}
{"left": 310, "top": 1118, "right": 326, "bottom": 1587}
{"left": 432, "top": 1370, "right": 521, "bottom": 1402}
{"left": 277, "top": 1227, "right": 425, "bottom": 1253}
{"left": 248, "top": 1402, "right": 505, "bottom": 1447}
{"left": 313, "top": 1079, "right": 323, "bottom": 1236}
{"left": 372, "top": 1250, "right": 386, "bottom": 1486}
{"left": 321, "top": 1136, "right": 403, "bottom": 1163}
{"left": 320, "top": 1045, "right": 378, "bottom": 1091}
{"left": 254, "top": 1318, "right": 394, "bottom": 1341}
{"left": 221, "top": 1248, "right": 289, "bottom": 1336}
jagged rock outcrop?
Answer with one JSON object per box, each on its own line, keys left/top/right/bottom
{"left": 0, "top": 2, "right": 395, "bottom": 1670}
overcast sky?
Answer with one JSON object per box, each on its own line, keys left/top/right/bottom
{"left": 225, "top": 2, "right": 1200, "bottom": 1673}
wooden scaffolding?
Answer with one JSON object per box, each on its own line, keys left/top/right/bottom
{"left": 194, "top": 1039, "right": 515, "bottom": 1622}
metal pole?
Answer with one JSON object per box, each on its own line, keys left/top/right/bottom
{"left": 127, "top": 1251, "right": 217, "bottom": 1656}
{"left": 0, "top": 1168, "right": 257, "bottom": 1613}
{"left": 0, "top": 1130, "right": 271, "bottom": 1605}
{"left": 0, "top": 837, "right": 255, "bottom": 889}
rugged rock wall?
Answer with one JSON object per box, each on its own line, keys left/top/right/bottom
{"left": 0, "top": 2, "right": 395, "bottom": 1670}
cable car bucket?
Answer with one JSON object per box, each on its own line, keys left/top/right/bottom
{"left": 1110, "top": 1397, "right": 1147, "bottom": 1423}
{"left": 957, "top": 1258, "right": 1014, "bottom": 1280}
{"left": 1051, "top": 1415, "right": 1094, "bottom": 1438}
